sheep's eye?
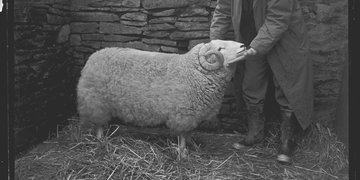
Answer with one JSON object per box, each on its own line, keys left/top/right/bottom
{"left": 217, "top": 47, "right": 223, "bottom": 51}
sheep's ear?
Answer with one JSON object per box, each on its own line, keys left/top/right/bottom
{"left": 198, "top": 43, "right": 224, "bottom": 71}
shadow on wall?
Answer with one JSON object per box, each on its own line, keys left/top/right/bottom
{"left": 13, "top": 0, "right": 77, "bottom": 154}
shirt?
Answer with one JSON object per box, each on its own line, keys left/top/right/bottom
{"left": 240, "top": 0, "right": 257, "bottom": 46}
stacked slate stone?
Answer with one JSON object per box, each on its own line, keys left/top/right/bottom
{"left": 69, "top": 0, "right": 226, "bottom": 66}
{"left": 298, "top": 0, "right": 348, "bottom": 125}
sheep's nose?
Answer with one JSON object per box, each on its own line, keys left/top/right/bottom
{"left": 240, "top": 44, "right": 250, "bottom": 50}
{"left": 237, "top": 45, "right": 247, "bottom": 54}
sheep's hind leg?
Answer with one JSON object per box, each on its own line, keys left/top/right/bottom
{"left": 95, "top": 125, "right": 104, "bottom": 139}
{"left": 78, "top": 89, "right": 111, "bottom": 140}
{"left": 79, "top": 108, "right": 109, "bottom": 141}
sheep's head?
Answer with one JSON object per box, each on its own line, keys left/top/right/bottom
{"left": 198, "top": 40, "right": 246, "bottom": 72}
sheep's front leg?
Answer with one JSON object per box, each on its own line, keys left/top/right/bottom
{"left": 178, "top": 134, "right": 189, "bottom": 159}
{"left": 167, "top": 115, "right": 195, "bottom": 159}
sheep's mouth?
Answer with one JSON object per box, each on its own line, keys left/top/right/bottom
{"left": 225, "top": 48, "right": 247, "bottom": 65}
{"left": 236, "top": 48, "right": 247, "bottom": 55}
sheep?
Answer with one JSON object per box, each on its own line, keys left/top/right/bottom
{"left": 77, "top": 40, "right": 246, "bottom": 158}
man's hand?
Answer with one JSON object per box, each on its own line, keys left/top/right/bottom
{"left": 243, "top": 48, "right": 257, "bottom": 56}
{"left": 237, "top": 47, "right": 257, "bottom": 60}
{"left": 226, "top": 47, "right": 257, "bottom": 66}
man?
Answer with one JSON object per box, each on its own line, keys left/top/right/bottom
{"left": 210, "top": 0, "right": 314, "bottom": 164}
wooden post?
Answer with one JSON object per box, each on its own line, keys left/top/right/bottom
{"left": 334, "top": 47, "right": 348, "bottom": 149}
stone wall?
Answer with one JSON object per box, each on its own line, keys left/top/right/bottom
{"left": 68, "top": 0, "right": 225, "bottom": 75}
{"left": 14, "top": 0, "right": 348, "bottom": 152}
{"left": 14, "top": 0, "right": 76, "bottom": 153}
{"left": 299, "top": 0, "right": 348, "bottom": 126}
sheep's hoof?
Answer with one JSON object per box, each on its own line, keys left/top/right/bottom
{"left": 277, "top": 154, "right": 291, "bottom": 165}
{"left": 232, "top": 142, "right": 246, "bottom": 150}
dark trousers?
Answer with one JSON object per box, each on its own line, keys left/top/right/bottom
{"left": 242, "top": 54, "right": 291, "bottom": 111}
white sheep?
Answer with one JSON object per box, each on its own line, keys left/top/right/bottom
{"left": 77, "top": 40, "right": 246, "bottom": 157}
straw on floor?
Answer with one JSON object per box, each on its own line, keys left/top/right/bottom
{"left": 15, "top": 117, "right": 348, "bottom": 180}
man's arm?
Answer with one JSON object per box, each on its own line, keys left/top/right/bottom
{"left": 210, "top": 0, "right": 232, "bottom": 40}
{"left": 250, "top": 0, "right": 295, "bottom": 55}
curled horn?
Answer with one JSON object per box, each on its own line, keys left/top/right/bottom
{"left": 198, "top": 43, "right": 224, "bottom": 71}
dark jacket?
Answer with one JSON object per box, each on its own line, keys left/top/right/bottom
{"left": 210, "top": 0, "right": 314, "bottom": 129}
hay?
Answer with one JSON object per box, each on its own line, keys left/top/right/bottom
{"left": 15, "top": 118, "right": 348, "bottom": 180}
